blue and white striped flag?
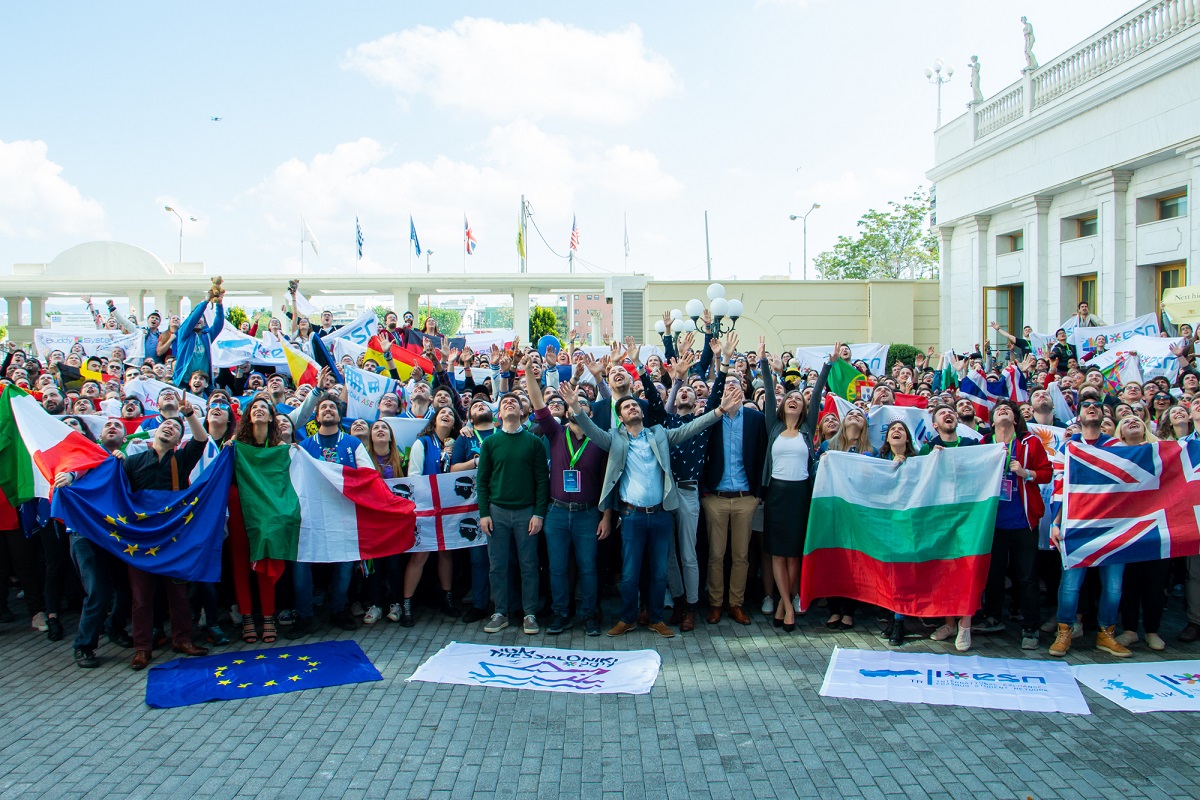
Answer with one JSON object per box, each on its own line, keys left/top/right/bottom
{"left": 356, "top": 216, "right": 364, "bottom": 259}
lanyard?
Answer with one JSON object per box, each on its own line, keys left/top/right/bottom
{"left": 565, "top": 432, "right": 590, "bottom": 468}
{"left": 472, "top": 430, "right": 485, "bottom": 450}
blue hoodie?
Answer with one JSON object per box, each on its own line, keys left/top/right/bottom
{"left": 172, "top": 301, "right": 224, "bottom": 388}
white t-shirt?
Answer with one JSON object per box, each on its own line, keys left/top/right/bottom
{"left": 770, "top": 433, "right": 810, "bottom": 481}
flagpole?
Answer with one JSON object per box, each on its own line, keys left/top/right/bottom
{"left": 300, "top": 217, "right": 304, "bottom": 275}
{"left": 408, "top": 213, "right": 412, "bottom": 274}
{"left": 463, "top": 213, "right": 467, "bottom": 274}
{"left": 624, "top": 212, "right": 629, "bottom": 273}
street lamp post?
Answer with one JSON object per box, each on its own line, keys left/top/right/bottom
{"left": 788, "top": 203, "right": 821, "bottom": 280}
{"left": 163, "top": 206, "right": 197, "bottom": 264}
{"left": 924, "top": 58, "right": 955, "bottom": 129}
{"left": 425, "top": 249, "right": 434, "bottom": 273}
{"left": 685, "top": 283, "right": 743, "bottom": 337}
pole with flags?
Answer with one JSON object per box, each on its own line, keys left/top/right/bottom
{"left": 624, "top": 212, "right": 630, "bottom": 272}
{"left": 464, "top": 214, "right": 476, "bottom": 273}
{"left": 301, "top": 215, "right": 320, "bottom": 274}
{"left": 516, "top": 196, "right": 528, "bottom": 274}
{"left": 355, "top": 215, "right": 364, "bottom": 271}
{"left": 409, "top": 215, "right": 421, "bottom": 273}
{"left": 568, "top": 214, "right": 579, "bottom": 274}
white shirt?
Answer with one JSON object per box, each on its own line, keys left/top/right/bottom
{"left": 770, "top": 433, "right": 810, "bottom": 481}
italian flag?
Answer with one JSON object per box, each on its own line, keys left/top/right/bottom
{"left": 0, "top": 386, "right": 110, "bottom": 506}
{"left": 826, "top": 360, "right": 872, "bottom": 401}
{"left": 232, "top": 442, "right": 416, "bottom": 562}
{"left": 801, "top": 444, "right": 1005, "bottom": 617}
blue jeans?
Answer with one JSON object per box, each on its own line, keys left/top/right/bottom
{"left": 293, "top": 562, "right": 353, "bottom": 618}
{"left": 1058, "top": 563, "right": 1124, "bottom": 628}
{"left": 486, "top": 506, "right": 540, "bottom": 617}
{"left": 545, "top": 505, "right": 600, "bottom": 619}
{"left": 619, "top": 507, "right": 673, "bottom": 624}
{"left": 70, "top": 534, "right": 118, "bottom": 650}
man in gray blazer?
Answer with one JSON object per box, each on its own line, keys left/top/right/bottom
{"left": 559, "top": 380, "right": 743, "bottom": 638}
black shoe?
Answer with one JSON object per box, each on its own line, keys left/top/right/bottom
{"left": 1180, "top": 622, "right": 1200, "bottom": 643}
{"left": 439, "top": 591, "right": 459, "bottom": 617}
{"left": 0, "top": 607, "right": 15, "bottom": 623}
{"left": 546, "top": 614, "right": 572, "bottom": 635}
{"left": 108, "top": 629, "right": 134, "bottom": 648}
{"left": 461, "top": 606, "right": 488, "bottom": 624}
{"left": 331, "top": 610, "right": 357, "bottom": 631}
{"left": 773, "top": 617, "right": 783, "bottom": 628}
{"left": 151, "top": 627, "right": 168, "bottom": 647}
{"left": 888, "top": 619, "right": 906, "bottom": 647}
{"left": 782, "top": 623, "right": 795, "bottom": 633}
{"left": 399, "top": 598, "right": 415, "bottom": 628}
{"left": 47, "top": 617, "right": 64, "bottom": 642}
{"left": 584, "top": 616, "right": 601, "bottom": 637}
{"left": 880, "top": 620, "right": 895, "bottom": 640}
{"left": 284, "top": 616, "right": 315, "bottom": 640}
{"left": 74, "top": 647, "right": 99, "bottom": 668}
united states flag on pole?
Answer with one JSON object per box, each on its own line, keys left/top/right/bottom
{"left": 569, "top": 215, "right": 580, "bottom": 251}
{"left": 1061, "top": 440, "right": 1200, "bottom": 568}
{"left": 356, "top": 216, "right": 364, "bottom": 259}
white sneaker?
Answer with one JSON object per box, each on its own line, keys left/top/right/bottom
{"left": 230, "top": 604, "right": 243, "bottom": 625}
{"left": 1039, "top": 618, "right": 1056, "bottom": 633}
{"left": 955, "top": 624, "right": 972, "bottom": 652}
{"left": 1115, "top": 630, "right": 1139, "bottom": 647}
{"left": 1071, "top": 622, "right": 1084, "bottom": 639}
{"left": 363, "top": 605, "right": 383, "bottom": 625}
{"left": 792, "top": 594, "right": 801, "bottom": 614}
{"left": 761, "top": 596, "right": 775, "bottom": 615}
{"left": 523, "top": 615, "right": 540, "bottom": 635}
{"left": 930, "top": 624, "right": 955, "bottom": 641}
{"left": 31, "top": 611, "right": 48, "bottom": 632}
{"left": 197, "top": 609, "right": 207, "bottom": 628}
{"left": 483, "top": 614, "right": 509, "bottom": 634}
{"left": 1146, "top": 632, "right": 1166, "bottom": 651}
{"left": 387, "top": 603, "right": 401, "bottom": 623}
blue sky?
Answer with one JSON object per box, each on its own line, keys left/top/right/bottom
{"left": 0, "top": 1, "right": 1134, "bottom": 284}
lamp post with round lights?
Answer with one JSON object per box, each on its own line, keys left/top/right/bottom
{"left": 654, "top": 308, "right": 698, "bottom": 343}
{"left": 925, "top": 58, "right": 954, "bottom": 128}
{"left": 685, "top": 283, "right": 743, "bottom": 337}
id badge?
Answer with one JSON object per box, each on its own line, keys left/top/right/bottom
{"left": 563, "top": 470, "right": 581, "bottom": 493}
{"left": 1000, "top": 478, "right": 1014, "bottom": 502}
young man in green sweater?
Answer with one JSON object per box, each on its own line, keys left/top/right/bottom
{"left": 476, "top": 391, "right": 551, "bottom": 634}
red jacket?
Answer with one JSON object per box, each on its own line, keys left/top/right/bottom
{"left": 985, "top": 431, "right": 1052, "bottom": 529}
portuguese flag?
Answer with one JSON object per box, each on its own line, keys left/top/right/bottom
{"left": 826, "top": 360, "right": 872, "bottom": 401}
{"left": 801, "top": 444, "right": 1005, "bottom": 617}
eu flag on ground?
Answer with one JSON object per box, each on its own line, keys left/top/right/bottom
{"left": 50, "top": 446, "right": 235, "bottom": 582}
{"left": 145, "top": 640, "right": 383, "bottom": 708}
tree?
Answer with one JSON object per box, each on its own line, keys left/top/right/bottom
{"left": 372, "top": 305, "right": 389, "bottom": 326}
{"left": 528, "top": 306, "right": 561, "bottom": 343}
{"left": 225, "top": 306, "right": 249, "bottom": 330}
{"left": 482, "top": 306, "right": 514, "bottom": 330}
{"left": 813, "top": 187, "right": 940, "bottom": 280}
{"left": 419, "top": 307, "right": 462, "bottom": 337}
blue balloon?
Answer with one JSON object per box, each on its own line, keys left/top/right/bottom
{"left": 537, "top": 334, "right": 561, "bottom": 357}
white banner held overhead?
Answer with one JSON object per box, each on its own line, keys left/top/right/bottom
{"left": 319, "top": 311, "right": 380, "bottom": 348}
{"left": 819, "top": 648, "right": 1090, "bottom": 714}
{"left": 122, "top": 377, "right": 207, "bottom": 414}
{"left": 407, "top": 642, "right": 662, "bottom": 695}
{"left": 344, "top": 365, "right": 397, "bottom": 422}
{"left": 1070, "top": 313, "right": 1159, "bottom": 358}
{"left": 385, "top": 471, "right": 482, "bottom": 553}
{"left": 1073, "top": 661, "right": 1200, "bottom": 713}
{"left": 792, "top": 343, "right": 889, "bottom": 376}
{"left": 33, "top": 329, "right": 145, "bottom": 362}
{"left": 210, "top": 326, "right": 288, "bottom": 368}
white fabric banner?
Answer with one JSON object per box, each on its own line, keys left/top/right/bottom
{"left": 1073, "top": 661, "right": 1200, "bottom": 713}
{"left": 407, "top": 642, "right": 662, "bottom": 695}
{"left": 819, "top": 648, "right": 1090, "bottom": 714}
{"left": 1070, "top": 313, "right": 1159, "bottom": 358}
{"left": 331, "top": 338, "right": 367, "bottom": 366}
{"left": 378, "top": 417, "right": 427, "bottom": 453}
{"left": 344, "top": 365, "right": 397, "bottom": 422}
{"left": 863, "top": 405, "right": 981, "bottom": 451}
{"left": 458, "top": 330, "right": 516, "bottom": 352}
{"left": 319, "top": 311, "right": 379, "bottom": 348}
{"left": 121, "top": 376, "right": 207, "bottom": 413}
{"left": 210, "top": 326, "right": 288, "bottom": 368}
{"left": 793, "top": 343, "right": 889, "bottom": 376}
{"left": 385, "top": 471, "right": 483, "bottom": 552}
{"left": 33, "top": 329, "right": 145, "bottom": 362}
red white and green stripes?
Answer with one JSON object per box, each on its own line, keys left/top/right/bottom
{"left": 801, "top": 445, "right": 1005, "bottom": 617}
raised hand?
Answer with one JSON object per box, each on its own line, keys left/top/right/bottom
{"left": 721, "top": 331, "right": 739, "bottom": 361}
{"left": 829, "top": 341, "right": 843, "bottom": 363}
{"left": 558, "top": 379, "right": 581, "bottom": 410}
{"left": 583, "top": 352, "right": 602, "bottom": 380}
{"left": 756, "top": 336, "right": 766, "bottom": 363}
{"left": 489, "top": 343, "right": 501, "bottom": 363}
{"left": 661, "top": 311, "right": 673, "bottom": 336}
{"left": 679, "top": 331, "right": 695, "bottom": 355}
{"left": 720, "top": 383, "right": 744, "bottom": 415}
{"left": 545, "top": 342, "right": 558, "bottom": 363}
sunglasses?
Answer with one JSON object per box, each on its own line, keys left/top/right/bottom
{"left": 1079, "top": 400, "right": 1104, "bottom": 408}
{"left": 211, "top": 402, "right": 231, "bottom": 410}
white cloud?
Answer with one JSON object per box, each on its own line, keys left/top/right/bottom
{"left": 344, "top": 18, "right": 680, "bottom": 123}
{"left": 0, "top": 140, "right": 105, "bottom": 239}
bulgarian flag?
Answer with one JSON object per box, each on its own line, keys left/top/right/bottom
{"left": 826, "top": 360, "right": 872, "bottom": 401}
{"left": 232, "top": 442, "right": 416, "bottom": 562}
{"left": 364, "top": 335, "right": 435, "bottom": 382}
{"left": 281, "top": 340, "right": 319, "bottom": 387}
{"left": 801, "top": 444, "right": 1005, "bottom": 617}
{"left": 0, "top": 386, "right": 110, "bottom": 505}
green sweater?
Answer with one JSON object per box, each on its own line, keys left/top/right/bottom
{"left": 476, "top": 427, "right": 550, "bottom": 517}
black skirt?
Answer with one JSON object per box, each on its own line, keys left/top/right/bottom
{"left": 762, "top": 477, "right": 813, "bottom": 557}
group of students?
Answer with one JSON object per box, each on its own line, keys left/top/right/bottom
{"left": 2, "top": 285, "right": 1199, "bottom": 672}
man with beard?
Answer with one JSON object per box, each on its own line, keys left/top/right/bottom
{"left": 955, "top": 397, "right": 988, "bottom": 435}
{"left": 40, "top": 387, "right": 66, "bottom": 415}
{"left": 1030, "top": 389, "right": 1067, "bottom": 427}
{"left": 591, "top": 346, "right": 650, "bottom": 432}
{"left": 60, "top": 419, "right": 134, "bottom": 667}
{"left": 919, "top": 405, "right": 977, "bottom": 454}
{"left": 137, "top": 388, "right": 185, "bottom": 434}
{"left": 451, "top": 396, "right": 498, "bottom": 623}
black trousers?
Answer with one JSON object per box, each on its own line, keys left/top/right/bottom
{"left": 1120, "top": 559, "right": 1171, "bottom": 634}
{"left": 982, "top": 526, "right": 1039, "bottom": 625}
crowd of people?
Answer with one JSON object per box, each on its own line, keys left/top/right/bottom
{"left": 2, "top": 285, "right": 1199, "bottom": 672}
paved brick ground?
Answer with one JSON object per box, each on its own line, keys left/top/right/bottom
{"left": 2, "top": 596, "right": 1200, "bottom": 800}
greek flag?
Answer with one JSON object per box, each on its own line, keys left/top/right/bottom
{"left": 356, "top": 216, "right": 364, "bottom": 259}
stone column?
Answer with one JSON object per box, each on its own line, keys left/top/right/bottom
{"left": 512, "top": 286, "right": 530, "bottom": 342}
{"left": 1085, "top": 170, "right": 1133, "bottom": 322}
{"left": 962, "top": 216, "right": 990, "bottom": 350}
{"left": 937, "top": 225, "right": 955, "bottom": 350}
{"left": 4, "top": 296, "right": 25, "bottom": 327}
{"left": 28, "top": 297, "right": 46, "bottom": 331}
{"left": 1014, "top": 195, "right": 1053, "bottom": 331}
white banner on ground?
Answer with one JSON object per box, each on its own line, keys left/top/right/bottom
{"left": 792, "top": 343, "right": 889, "bottom": 376}
{"left": 407, "top": 642, "right": 662, "bottom": 694}
{"left": 819, "top": 648, "right": 1090, "bottom": 714}
{"left": 1070, "top": 313, "right": 1159, "bottom": 358}
{"left": 210, "top": 326, "right": 287, "bottom": 368}
{"left": 344, "top": 365, "right": 397, "bottom": 422}
{"left": 319, "top": 311, "right": 379, "bottom": 348}
{"left": 33, "top": 329, "right": 145, "bottom": 362}
{"left": 1073, "top": 661, "right": 1200, "bottom": 713}
{"left": 385, "top": 471, "right": 482, "bottom": 552}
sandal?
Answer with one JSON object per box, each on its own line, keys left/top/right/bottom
{"left": 261, "top": 616, "right": 277, "bottom": 644}
{"left": 241, "top": 619, "right": 258, "bottom": 644}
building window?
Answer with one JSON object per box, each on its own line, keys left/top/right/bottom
{"left": 983, "top": 285, "right": 1024, "bottom": 357}
{"left": 574, "top": 294, "right": 579, "bottom": 301}
{"left": 997, "top": 231, "right": 1024, "bottom": 255}
{"left": 1078, "top": 274, "right": 1097, "bottom": 310}
{"left": 1159, "top": 193, "right": 1188, "bottom": 221}
{"left": 1076, "top": 214, "right": 1097, "bottom": 238}
{"left": 1158, "top": 263, "right": 1185, "bottom": 302}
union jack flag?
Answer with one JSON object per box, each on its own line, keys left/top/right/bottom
{"left": 959, "top": 365, "right": 1028, "bottom": 420}
{"left": 569, "top": 215, "right": 579, "bottom": 251}
{"left": 464, "top": 215, "right": 477, "bottom": 255}
{"left": 1061, "top": 440, "right": 1200, "bottom": 568}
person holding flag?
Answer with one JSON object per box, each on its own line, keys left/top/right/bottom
{"left": 171, "top": 282, "right": 225, "bottom": 390}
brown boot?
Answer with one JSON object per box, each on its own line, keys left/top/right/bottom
{"left": 681, "top": 610, "right": 696, "bottom": 632}
{"left": 1096, "top": 625, "right": 1133, "bottom": 658}
{"left": 668, "top": 604, "right": 685, "bottom": 625}
{"left": 1048, "top": 623, "right": 1072, "bottom": 657}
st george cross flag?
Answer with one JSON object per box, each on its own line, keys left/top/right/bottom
{"left": 385, "top": 470, "right": 483, "bottom": 552}
{"left": 1060, "top": 440, "right": 1200, "bottom": 568}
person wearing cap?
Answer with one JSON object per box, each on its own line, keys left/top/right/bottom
{"left": 450, "top": 394, "right": 499, "bottom": 623}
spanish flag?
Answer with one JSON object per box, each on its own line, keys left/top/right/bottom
{"left": 364, "top": 336, "right": 435, "bottom": 382}
{"left": 281, "top": 340, "right": 319, "bottom": 387}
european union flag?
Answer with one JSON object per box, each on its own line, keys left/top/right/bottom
{"left": 50, "top": 446, "right": 235, "bottom": 582}
{"left": 145, "top": 641, "right": 383, "bottom": 708}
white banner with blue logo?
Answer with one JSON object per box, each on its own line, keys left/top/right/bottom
{"left": 1073, "top": 660, "right": 1200, "bottom": 713}
{"left": 820, "top": 648, "right": 1090, "bottom": 714}
{"left": 407, "top": 643, "right": 661, "bottom": 695}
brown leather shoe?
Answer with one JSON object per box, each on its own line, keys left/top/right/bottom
{"left": 668, "top": 604, "right": 684, "bottom": 625}
{"left": 172, "top": 642, "right": 210, "bottom": 657}
{"left": 607, "top": 621, "right": 636, "bottom": 637}
{"left": 1181, "top": 622, "right": 1200, "bottom": 643}
{"left": 130, "top": 650, "right": 152, "bottom": 670}
{"left": 728, "top": 606, "right": 751, "bottom": 625}
{"left": 681, "top": 611, "right": 696, "bottom": 632}
{"left": 705, "top": 606, "right": 722, "bottom": 624}
{"left": 636, "top": 608, "right": 650, "bottom": 626}
{"left": 648, "top": 622, "right": 675, "bottom": 638}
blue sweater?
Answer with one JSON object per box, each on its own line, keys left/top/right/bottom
{"left": 172, "top": 301, "right": 224, "bottom": 387}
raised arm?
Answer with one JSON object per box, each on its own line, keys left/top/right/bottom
{"left": 559, "top": 381, "right": 612, "bottom": 451}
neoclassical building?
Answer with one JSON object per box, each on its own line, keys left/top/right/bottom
{"left": 930, "top": 0, "right": 1200, "bottom": 349}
